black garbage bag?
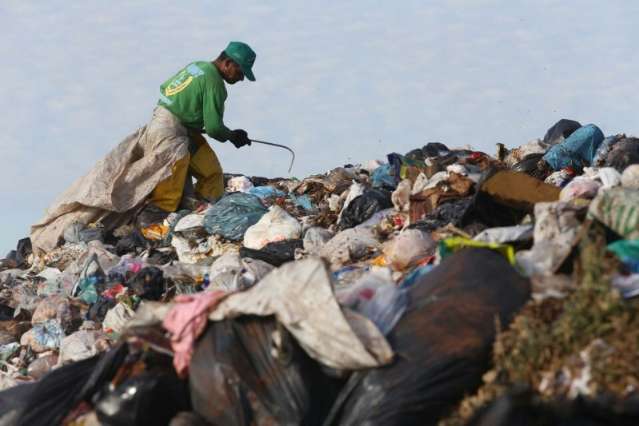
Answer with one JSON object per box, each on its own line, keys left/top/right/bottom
{"left": 338, "top": 189, "right": 392, "bottom": 229}
{"left": 94, "top": 370, "right": 190, "bottom": 426}
{"left": 423, "top": 142, "right": 450, "bottom": 157}
{"left": 324, "top": 248, "right": 530, "bottom": 426}
{"left": 15, "top": 238, "right": 31, "bottom": 267}
{"left": 466, "top": 389, "right": 639, "bottom": 426}
{"left": 543, "top": 119, "right": 581, "bottom": 145}
{"left": 0, "top": 382, "right": 38, "bottom": 424}
{"left": 405, "top": 148, "right": 426, "bottom": 161}
{"left": 16, "top": 354, "right": 103, "bottom": 426}
{"left": 189, "top": 316, "right": 343, "bottom": 426}
{"left": 512, "top": 153, "right": 544, "bottom": 174}
{"left": 115, "top": 229, "right": 148, "bottom": 255}
{"left": 605, "top": 137, "right": 639, "bottom": 172}
{"left": 410, "top": 197, "right": 473, "bottom": 233}
{"left": 240, "top": 239, "right": 304, "bottom": 267}
{"left": 128, "top": 266, "right": 165, "bottom": 300}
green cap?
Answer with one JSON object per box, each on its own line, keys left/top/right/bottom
{"left": 224, "top": 41, "right": 256, "bottom": 81}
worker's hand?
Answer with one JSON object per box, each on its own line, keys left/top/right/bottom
{"left": 229, "top": 129, "right": 251, "bottom": 149}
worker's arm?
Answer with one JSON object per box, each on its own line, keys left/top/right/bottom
{"left": 202, "top": 83, "right": 232, "bottom": 142}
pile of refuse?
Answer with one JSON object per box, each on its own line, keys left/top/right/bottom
{"left": 2, "top": 118, "right": 639, "bottom": 425}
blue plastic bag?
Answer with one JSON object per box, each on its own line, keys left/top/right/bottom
{"left": 289, "top": 193, "right": 315, "bottom": 211}
{"left": 203, "top": 193, "right": 268, "bottom": 241}
{"left": 247, "top": 186, "right": 285, "bottom": 199}
{"left": 371, "top": 164, "right": 397, "bottom": 190}
{"left": 542, "top": 124, "right": 604, "bottom": 170}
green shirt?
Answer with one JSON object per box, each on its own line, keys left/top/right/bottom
{"left": 158, "top": 61, "right": 232, "bottom": 142}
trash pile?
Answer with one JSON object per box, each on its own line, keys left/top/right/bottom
{"left": 2, "top": 118, "right": 639, "bottom": 425}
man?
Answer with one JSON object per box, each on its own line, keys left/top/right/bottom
{"left": 148, "top": 41, "right": 256, "bottom": 219}
{"left": 30, "top": 41, "right": 257, "bottom": 253}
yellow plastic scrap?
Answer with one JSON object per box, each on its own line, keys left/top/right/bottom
{"left": 370, "top": 254, "right": 388, "bottom": 267}
{"left": 438, "top": 236, "right": 516, "bottom": 265}
{"left": 141, "top": 223, "right": 170, "bottom": 241}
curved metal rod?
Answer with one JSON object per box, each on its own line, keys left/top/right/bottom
{"left": 250, "top": 139, "right": 295, "bottom": 173}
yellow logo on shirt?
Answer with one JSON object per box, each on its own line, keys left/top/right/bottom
{"left": 165, "top": 76, "right": 193, "bottom": 96}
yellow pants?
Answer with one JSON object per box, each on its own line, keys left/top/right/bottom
{"left": 150, "top": 132, "right": 224, "bottom": 212}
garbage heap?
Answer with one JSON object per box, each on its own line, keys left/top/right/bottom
{"left": 1, "top": 118, "right": 639, "bottom": 425}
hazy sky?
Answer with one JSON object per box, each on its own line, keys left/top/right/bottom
{"left": 1, "top": 1, "right": 638, "bottom": 254}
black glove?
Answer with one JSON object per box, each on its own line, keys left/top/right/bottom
{"left": 229, "top": 129, "right": 251, "bottom": 149}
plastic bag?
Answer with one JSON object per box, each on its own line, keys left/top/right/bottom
{"left": 581, "top": 166, "right": 621, "bottom": 189}
{"left": 247, "top": 185, "right": 285, "bottom": 199}
{"left": 589, "top": 187, "right": 639, "bottom": 240}
{"left": 240, "top": 239, "right": 303, "bottom": 267}
{"left": 391, "top": 179, "right": 411, "bottom": 212}
{"left": 542, "top": 118, "right": 581, "bottom": 145}
{"left": 325, "top": 248, "right": 530, "bottom": 426}
{"left": 542, "top": 124, "right": 604, "bottom": 171}
{"left": 190, "top": 317, "right": 340, "bottom": 425}
{"left": 473, "top": 224, "right": 534, "bottom": 244}
{"left": 95, "top": 371, "right": 190, "bottom": 426}
{"left": 243, "top": 205, "right": 302, "bottom": 250}
{"left": 559, "top": 177, "right": 601, "bottom": 201}
{"left": 303, "top": 227, "right": 334, "bottom": 255}
{"left": 59, "top": 330, "right": 108, "bottom": 364}
{"left": 593, "top": 134, "right": 621, "bottom": 166}
{"left": 338, "top": 189, "right": 393, "bottom": 229}
{"left": 203, "top": 193, "right": 268, "bottom": 241}
{"left": 382, "top": 229, "right": 436, "bottom": 269}
{"left": 336, "top": 268, "right": 408, "bottom": 335}
{"left": 127, "top": 266, "right": 165, "bottom": 300}
{"left": 371, "top": 163, "right": 397, "bottom": 190}
{"left": 227, "top": 175, "right": 254, "bottom": 192}
{"left": 320, "top": 227, "right": 381, "bottom": 268}
{"left": 21, "top": 320, "right": 65, "bottom": 352}
{"left": 102, "top": 303, "right": 135, "bottom": 334}
{"left": 621, "top": 164, "right": 639, "bottom": 190}
{"left": 604, "top": 137, "right": 639, "bottom": 172}
{"left": 207, "top": 251, "right": 274, "bottom": 292}
{"left": 71, "top": 252, "right": 111, "bottom": 303}
{"left": 63, "top": 222, "right": 103, "bottom": 244}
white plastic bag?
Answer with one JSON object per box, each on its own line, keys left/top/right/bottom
{"left": 382, "top": 229, "right": 435, "bottom": 269}
{"left": 622, "top": 164, "right": 639, "bottom": 190}
{"left": 559, "top": 177, "right": 601, "bottom": 201}
{"left": 227, "top": 176, "right": 254, "bottom": 192}
{"left": 243, "top": 205, "right": 302, "bottom": 250}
